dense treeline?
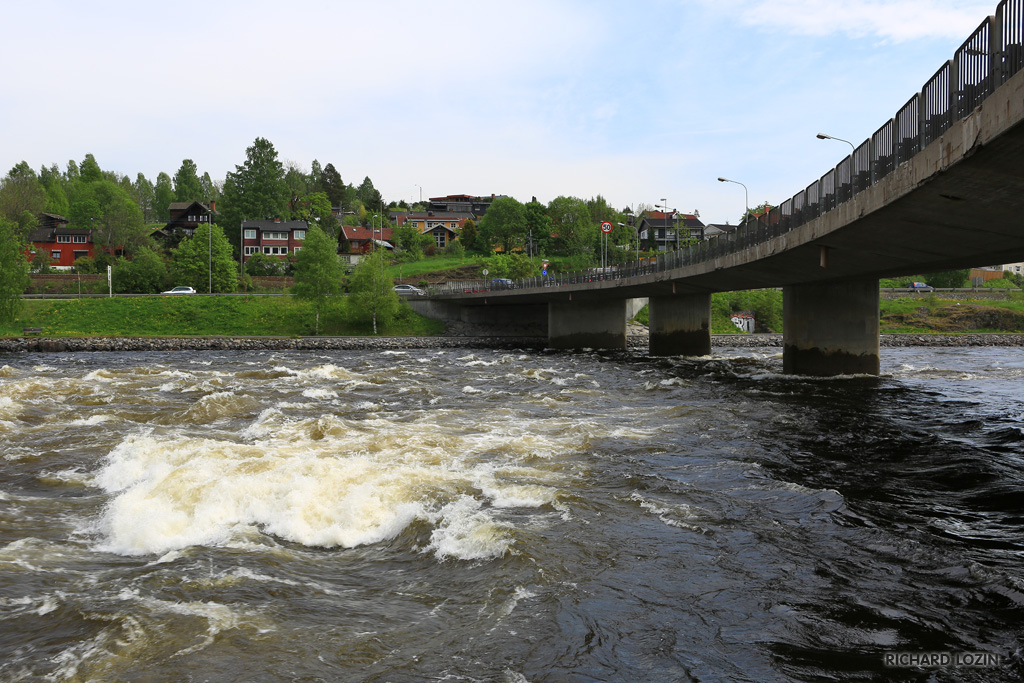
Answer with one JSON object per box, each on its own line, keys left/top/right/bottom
{"left": 0, "top": 136, "right": 664, "bottom": 295}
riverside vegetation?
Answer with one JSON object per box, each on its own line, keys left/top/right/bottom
{"left": 0, "top": 297, "right": 444, "bottom": 338}
{"left": 3, "top": 289, "right": 1024, "bottom": 339}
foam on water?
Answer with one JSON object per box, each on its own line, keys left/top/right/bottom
{"left": 90, "top": 402, "right": 582, "bottom": 559}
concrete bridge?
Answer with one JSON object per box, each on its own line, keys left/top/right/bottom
{"left": 415, "top": 2, "right": 1024, "bottom": 375}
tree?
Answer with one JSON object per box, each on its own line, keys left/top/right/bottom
{"left": 925, "top": 269, "right": 969, "bottom": 288}
{"left": 478, "top": 196, "right": 526, "bottom": 253}
{"left": 0, "top": 218, "right": 30, "bottom": 324}
{"left": 321, "top": 163, "right": 345, "bottom": 208}
{"left": 348, "top": 249, "right": 399, "bottom": 335}
{"left": 459, "top": 219, "right": 478, "bottom": 252}
{"left": 132, "top": 173, "right": 156, "bottom": 222}
{"left": 173, "top": 159, "right": 204, "bottom": 203}
{"left": 356, "top": 176, "right": 382, "bottom": 210}
{"left": 524, "top": 200, "right": 552, "bottom": 256}
{"left": 112, "top": 247, "right": 167, "bottom": 293}
{"left": 0, "top": 162, "right": 47, "bottom": 237}
{"left": 221, "top": 138, "right": 289, "bottom": 252}
{"left": 548, "top": 196, "right": 595, "bottom": 258}
{"left": 67, "top": 179, "right": 148, "bottom": 256}
{"left": 39, "top": 164, "right": 70, "bottom": 216}
{"left": 292, "top": 225, "right": 343, "bottom": 334}
{"left": 284, "top": 162, "right": 310, "bottom": 215}
{"left": 484, "top": 252, "right": 536, "bottom": 279}
{"left": 153, "top": 172, "right": 174, "bottom": 222}
{"left": 200, "top": 172, "right": 218, "bottom": 204}
{"left": 309, "top": 159, "right": 323, "bottom": 194}
{"left": 79, "top": 154, "right": 103, "bottom": 183}
{"left": 170, "top": 223, "right": 237, "bottom": 293}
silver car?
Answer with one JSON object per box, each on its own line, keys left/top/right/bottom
{"left": 393, "top": 284, "right": 425, "bottom": 296}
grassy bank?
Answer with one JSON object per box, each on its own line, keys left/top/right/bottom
{"left": 0, "top": 297, "right": 446, "bottom": 338}
{"left": 634, "top": 290, "right": 1024, "bottom": 335}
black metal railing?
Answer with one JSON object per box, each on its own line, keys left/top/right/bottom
{"left": 428, "top": 1, "right": 1024, "bottom": 299}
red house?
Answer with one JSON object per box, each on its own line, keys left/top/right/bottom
{"left": 28, "top": 216, "right": 97, "bottom": 270}
{"left": 340, "top": 224, "right": 394, "bottom": 254}
{"left": 241, "top": 219, "right": 309, "bottom": 262}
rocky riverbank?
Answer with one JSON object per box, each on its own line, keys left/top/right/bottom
{"left": 2, "top": 332, "right": 1024, "bottom": 353}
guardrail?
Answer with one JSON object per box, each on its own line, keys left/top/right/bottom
{"left": 428, "top": 0, "right": 1024, "bottom": 298}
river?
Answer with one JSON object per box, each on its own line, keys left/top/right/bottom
{"left": 1, "top": 346, "right": 1022, "bottom": 682}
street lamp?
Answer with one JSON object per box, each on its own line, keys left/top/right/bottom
{"left": 816, "top": 132, "right": 856, "bottom": 154}
{"left": 717, "top": 177, "right": 749, "bottom": 223}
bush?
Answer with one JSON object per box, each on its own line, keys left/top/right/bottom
{"left": 72, "top": 256, "right": 99, "bottom": 274}
{"left": 245, "top": 252, "right": 286, "bottom": 277}
{"left": 111, "top": 247, "right": 168, "bottom": 294}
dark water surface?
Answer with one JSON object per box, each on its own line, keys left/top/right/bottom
{"left": 0, "top": 347, "right": 1021, "bottom": 682}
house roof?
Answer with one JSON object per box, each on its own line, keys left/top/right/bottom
{"left": 341, "top": 225, "right": 394, "bottom": 241}
{"left": 640, "top": 214, "right": 705, "bottom": 229}
{"left": 28, "top": 226, "right": 93, "bottom": 242}
{"left": 403, "top": 211, "right": 474, "bottom": 220}
{"left": 242, "top": 220, "right": 309, "bottom": 230}
{"left": 168, "top": 201, "right": 215, "bottom": 212}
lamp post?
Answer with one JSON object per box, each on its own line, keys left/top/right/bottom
{"left": 717, "top": 177, "right": 749, "bottom": 224}
{"left": 816, "top": 132, "right": 856, "bottom": 154}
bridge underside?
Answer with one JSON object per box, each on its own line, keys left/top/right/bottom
{"left": 417, "top": 65, "right": 1024, "bottom": 375}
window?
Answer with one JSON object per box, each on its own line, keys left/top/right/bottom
{"left": 57, "top": 235, "right": 72, "bottom": 243}
{"left": 51, "top": 250, "right": 61, "bottom": 259}
{"left": 73, "top": 235, "right": 87, "bottom": 243}
{"left": 73, "top": 250, "right": 88, "bottom": 259}
{"left": 294, "top": 230, "right": 305, "bottom": 241}
{"left": 450, "top": 222, "right": 457, "bottom": 228}
{"left": 435, "top": 233, "right": 446, "bottom": 249}
{"left": 263, "top": 231, "right": 288, "bottom": 241}
{"left": 244, "top": 246, "right": 259, "bottom": 255}
{"left": 262, "top": 246, "right": 288, "bottom": 255}
{"left": 293, "top": 246, "right": 302, "bottom": 254}
{"left": 244, "top": 229, "right": 256, "bottom": 239}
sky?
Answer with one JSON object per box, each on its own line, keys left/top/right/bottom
{"left": 0, "top": 0, "right": 998, "bottom": 225}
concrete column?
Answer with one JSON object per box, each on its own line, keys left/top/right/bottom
{"left": 783, "top": 280, "right": 880, "bottom": 376}
{"left": 548, "top": 299, "right": 627, "bottom": 350}
{"left": 648, "top": 294, "right": 711, "bottom": 356}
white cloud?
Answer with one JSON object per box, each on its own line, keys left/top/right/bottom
{"left": 733, "top": 0, "right": 995, "bottom": 42}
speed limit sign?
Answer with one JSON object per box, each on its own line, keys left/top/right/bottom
{"left": 600, "top": 221, "right": 613, "bottom": 233}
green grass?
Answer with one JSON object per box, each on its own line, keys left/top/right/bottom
{"left": 388, "top": 255, "right": 484, "bottom": 280}
{"left": 0, "top": 297, "right": 446, "bottom": 338}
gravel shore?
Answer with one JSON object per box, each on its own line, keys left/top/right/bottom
{"left": 2, "top": 332, "right": 1024, "bottom": 353}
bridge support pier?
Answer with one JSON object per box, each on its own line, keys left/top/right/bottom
{"left": 648, "top": 294, "right": 712, "bottom": 356}
{"left": 548, "top": 299, "right": 627, "bottom": 350}
{"left": 783, "top": 280, "right": 880, "bottom": 376}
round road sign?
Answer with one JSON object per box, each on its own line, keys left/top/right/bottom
{"left": 601, "top": 221, "right": 613, "bottom": 233}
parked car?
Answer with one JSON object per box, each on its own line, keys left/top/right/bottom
{"left": 490, "top": 278, "right": 515, "bottom": 289}
{"left": 162, "top": 286, "right": 196, "bottom": 295}
{"left": 909, "top": 282, "right": 933, "bottom": 291}
{"left": 393, "top": 284, "right": 425, "bottom": 296}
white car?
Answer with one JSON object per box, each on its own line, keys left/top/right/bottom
{"left": 393, "top": 284, "right": 425, "bottom": 296}
{"left": 162, "top": 286, "right": 196, "bottom": 295}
